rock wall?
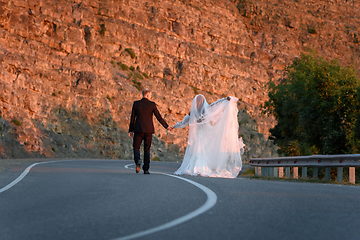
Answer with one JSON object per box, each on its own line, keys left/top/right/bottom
{"left": 0, "top": 0, "right": 359, "bottom": 160}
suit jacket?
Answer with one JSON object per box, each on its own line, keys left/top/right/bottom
{"left": 129, "top": 98, "right": 169, "bottom": 133}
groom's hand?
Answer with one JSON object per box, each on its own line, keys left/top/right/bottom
{"left": 128, "top": 132, "right": 134, "bottom": 138}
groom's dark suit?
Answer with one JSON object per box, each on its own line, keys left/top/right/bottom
{"left": 129, "top": 97, "right": 169, "bottom": 172}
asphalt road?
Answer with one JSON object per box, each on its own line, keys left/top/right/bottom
{"left": 1, "top": 160, "right": 360, "bottom": 240}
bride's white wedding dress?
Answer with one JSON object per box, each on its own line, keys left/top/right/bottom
{"left": 173, "top": 94, "right": 245, "bottom": 178}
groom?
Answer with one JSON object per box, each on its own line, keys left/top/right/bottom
{"left": 128, "top": 88, "right": 172, "bottom": 174}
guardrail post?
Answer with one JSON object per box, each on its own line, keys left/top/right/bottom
{"left": 302, "top": 167, "right": 307, "bottom": 179}
{"left": 313, "top": 167, "right": 318, "bottom": 179}
{"left": 273, "top": 167, "right": 278, "bottom": 178}
{"left": 279, "top": 167, "right": 284, "bottom": 178}
{"left": 325, "top": 167, "right": 331, "bottom": 181}
{"left": 285, "top": 167, "right": 290, "bottom": 178}
{"left": 293, "top": 167, "right": 298, "bottom": 179}
{"left": 349, "top": 167, "right": 355, "bottom": 184}
{"left": 261, "top": 167, "right": 267, "bottom": 177}
{"left": 250, "top": 155, "right": 360, "bottom": 183}
{"left": 269, "top": 167, "right": 274, "bottom": 177}
{"left": 337, "top": 167, "right": 343, "bottom": 183}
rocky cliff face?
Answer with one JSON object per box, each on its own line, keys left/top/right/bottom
{"left": 0, "top": 0, "right": 359, "bottom": 161}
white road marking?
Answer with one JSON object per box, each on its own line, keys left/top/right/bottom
{"left": 118, "top": 163, "right": 218, "bottom": 240}
{"left": 0, "top": 161, "right": 218, "bottom": 240}
{"left": 0, "top": 160, "right": 68, "bottom": 193}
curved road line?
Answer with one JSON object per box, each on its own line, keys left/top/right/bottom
{"left": 0, "top": 160, "right": 217, "bottom": 240}
{"left": 118, "top": 164, "right": 217, "bottom": 240}
{"left": 0, "top": 160, "right": 70, "bottom": 194}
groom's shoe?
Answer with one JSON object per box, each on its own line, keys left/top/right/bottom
{"left": 136, "top": 164, "right": 141, "bottom": 173}
{"left": 144, "top": 170, "right": 150, "bottom": 174}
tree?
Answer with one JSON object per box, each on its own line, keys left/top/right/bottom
{"left": 264, "top": 52, "right": 360, "bottom": 156}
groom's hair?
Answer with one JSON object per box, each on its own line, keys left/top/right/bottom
{"left": 142, "top": 88, "right": 151, "bottom": 97}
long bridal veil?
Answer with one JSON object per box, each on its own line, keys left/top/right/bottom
{"left": 174, "top": 94, "right": 244, "bottom": 178}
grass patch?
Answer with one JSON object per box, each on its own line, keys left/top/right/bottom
{"left": 125, "top": 48, "right": 136, "bottom": 59}
{"left": 242, "top": 173, "right": 359, "bottom": 185}
{"left": 11, "top": 119, "right": 22, "bottom": 127}
{"left": 190, "top": 85, "right": 198, "bottom": 94}
{"left": 241, "top": 168, "right": 255, "bottom": 176}
{"left": 127, "top": 71, "right": 133, "bottom": 79}
{"left": 106, "top": 95, "right": 112, "bottom": 103}
{"left": 152, "top": 156, "right": 160, "bottom": 161}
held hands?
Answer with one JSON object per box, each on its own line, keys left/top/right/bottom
{"left": 167, "top": 126, "right": 174, "bottom": 131}
{"left": 128, "top": 132, "right": 134, "bottom": 138}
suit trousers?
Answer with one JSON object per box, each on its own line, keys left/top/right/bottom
{"left": 133, "top": 132, "right": 152, "bottom": 171}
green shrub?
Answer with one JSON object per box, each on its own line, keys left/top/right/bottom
{"left": 152, "top": 156, "right": 160, "bottom": 161}
{"left": 308, "top": 28, "right": 317, "bottom": 34}
{"left": 237, "top": 3, "right": 245, "bottom": 10}
{"left": 120, "top": 63, "right": 129, "bottom": 71}
{"left": 11, "top": 119, "right": 22, "bottom": 127}
{"left": 52, "top": 93, "right": 56, "bottom": 96}
{"left": 125, "top": 48, "right": 136, "bottom": 59}
{"left": 129, "top": 66, "right": 135, "bottom": 71}
{"left": 142, "top": 72, "right": 149, "bottom": 78}
{"left": 132, "top": 80, "right": 142, "bottom": 91}
{"left": 134, "top": 72, "right": 144, "bottom": 81}
{"left": 264, "top": 51, "right": 360, "bottom": 156}
{"left": 106, "top": 95, "right": 112, "bottom": 103}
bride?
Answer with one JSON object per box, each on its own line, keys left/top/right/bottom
{"left": 172, "top": 94, "right": 245, "bottom": 178}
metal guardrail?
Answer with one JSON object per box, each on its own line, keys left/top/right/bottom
{"left": 249, "top": 154, "right": 360, "bottom": 184}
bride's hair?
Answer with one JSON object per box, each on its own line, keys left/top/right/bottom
{"left": 195, "top": 95, "right": 205, "bottom": 109}
{"left": 190, "top": 95, "right": 208, "bottom": 122}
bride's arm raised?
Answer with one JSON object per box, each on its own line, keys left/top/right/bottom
{"left": 209, "top": 96, "right": 231, "bottom": 108}
{"left": 173, "top": 114, "right": 190, "bottom": 128}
